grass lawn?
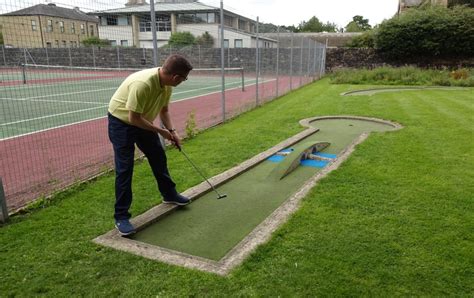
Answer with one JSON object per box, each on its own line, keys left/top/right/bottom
{"left": 1, "top": 79, "right": 473, "bottom": 296}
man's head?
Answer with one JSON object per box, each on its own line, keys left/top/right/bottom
{"left": 160, "top": 54, "right": 193, "bottom": 87}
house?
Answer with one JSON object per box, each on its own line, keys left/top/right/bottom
{"left": 93, "top": 0, "right": 276, "bottom": 48}
{"left": 0, "top": 3, "right": 99, "bottom": 48}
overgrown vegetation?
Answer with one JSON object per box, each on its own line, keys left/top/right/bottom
{"left": 184, "top": 110, "right": 198, "bottom": 139}
{"left": 329, "top": 66, "right": 474, "bottom": 86}
{"left": 167, "top": 31, "right": 195, "bottom": 48}
{"left": 81, "top": 36, "right": 111, "bottom": 47}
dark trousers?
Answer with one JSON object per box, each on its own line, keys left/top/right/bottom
{"left": 108, "top": 113, "right": 177, "bottom": 220}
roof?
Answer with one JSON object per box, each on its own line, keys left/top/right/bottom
{"left": 92, "top": 1, "right": 254, "bottom": 22}
{"left": 94, "top": 1, "right": 218, "bottom": 14}
{"left": 2, "top": 4, "right": 98, "bottom": 23}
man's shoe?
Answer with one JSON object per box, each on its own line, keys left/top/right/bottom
{"left": 163, "top": 193, "right": 191, "bottom": 206}
{"left": 115, "top": 219, "right": 136, "bottom": 236}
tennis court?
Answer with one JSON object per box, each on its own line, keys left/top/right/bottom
{"left": 0, "top": 65, "right": 251, "bottom": 139}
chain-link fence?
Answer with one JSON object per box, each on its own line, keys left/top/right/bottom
{"left": 0, "top": 0, "right": 326, "bottom": 213}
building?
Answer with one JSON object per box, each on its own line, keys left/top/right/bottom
{"left": 93, "top": 0, "right": 276, "bottom": 48}
{"left": 0, "top": 3, "right": 99, "bottom": 48}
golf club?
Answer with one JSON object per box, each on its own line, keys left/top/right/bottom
{"left": 176, "top": 143, "right": 227, "bottom": 200}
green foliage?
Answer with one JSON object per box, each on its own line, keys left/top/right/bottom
{"left": 375, "top": 6, "right": 474, "bottom": 58}
{"left": 195, "top": 31, "right": 214, "bottom": 47}
{"left": 81, "top": 36, "right": 111, "bottom": 47}
{"left": 0, "top": 25, "right": 4, "bottom": 45}
{"left": 297, "top": 16, "right": 338, "bottom": 32}
{"left": 345, "top": 15, "right": 372, "bottom": 32}
{"left": 184, "top": 111, "right": 198, "bottom": 139}
{"left": 168, "top": 31, "right": 195, "bottom": 48}
{"left": 329, "top": 66, "right": 474, "bottom": 87}
{"left": 448, "top": 0, "right": 474, "bottom": 7}
{"left": 346, "top": 30, "right": 376, "bottom": 48}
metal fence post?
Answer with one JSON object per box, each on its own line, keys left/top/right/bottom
{"left": 220, "top": 0, "right": 226, "bottom": 122}
{"left": 116, "top": 47, "right": 121, "bottom": 69}
{"left": 290, "top": 32, "right": 293, "bottom": 91}
{"left": 45, "top": 47, "right": 49, "bottom": 65}
{"left": 68, "top": 47, "right": 72, "bottom": 66}
{"left": 276, "top": 26, "right": 280, "bottom": 98}
{"left": 299, "top": 37, "right": 304, "bottom": 87}
{"left": 256, "top": 16, "right": 260, "bottom": 106}
{"left": 0, "top": 178, "right": 8, "bottom": 224}
{"left": 150, "top": 0, "right": 158, "bottom": 66}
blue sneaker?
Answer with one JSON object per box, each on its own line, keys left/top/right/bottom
{"left": 163, "top": 194, "right": 191, "bottom": 206}
{"left": 115, "top": 219, "right": 136, "bottom": 236}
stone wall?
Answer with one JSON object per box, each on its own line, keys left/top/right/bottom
{"left": 2, "top": 46, "right": 472, "bottom": 72}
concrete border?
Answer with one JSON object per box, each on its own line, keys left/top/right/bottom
{"left": 340, "top": 86, "right": 468, "bottom": 96}
{"left": 93, "top": 116, "right": 402, "bottom": 276}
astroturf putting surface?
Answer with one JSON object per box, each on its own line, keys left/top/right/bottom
{"left": 132, "top": 118, "right": 396, "bottom": 261}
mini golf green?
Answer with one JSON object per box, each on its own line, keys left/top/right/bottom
{"left": 131, "top": 117, "right": 398, "bottom": 261}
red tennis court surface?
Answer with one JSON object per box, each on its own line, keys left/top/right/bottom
{"left": 0, "top": 75, "right": 312, "bottom": 211}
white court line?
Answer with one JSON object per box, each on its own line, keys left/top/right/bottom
{"left": 0, "top": 116, "right": 107, "bottom": 141}
{"left": 1, "top": 88, "right": 115, "bottom": 103}
{"left": 1, "top": 78, "right": 276, "bottom": 140}
{"left": 1, "top": 105, "right": 107, "bottom": 126}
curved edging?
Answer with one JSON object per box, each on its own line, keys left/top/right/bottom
{"left": 299, "top": 115, "right": 403, "bottom": 130}
{"left": 340, "top": 86, "right": 467, "bottom": 96}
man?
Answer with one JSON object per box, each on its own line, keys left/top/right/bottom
{"left": 108, "top": 54, "right": 193, "bottom": 236}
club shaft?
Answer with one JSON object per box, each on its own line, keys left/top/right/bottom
{"left": 180, "top": 150, "right": 223, "bottom": 196}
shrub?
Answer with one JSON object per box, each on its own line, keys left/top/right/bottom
{"left": 167, "top": 32, "right": 195, "bottom": 48}
{"left": 375, "top": 6, "right": 474, "bottom": 58}
{"left": 81, "top": 36, "right": 111, "bottom": 47}
{"left": 346, "top": 30, "right": 375, "bottom": 48}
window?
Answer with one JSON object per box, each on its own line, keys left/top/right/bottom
{"left": 81, "top": 24, "right": 85, "bottom": 34}
{"left": 177, "top": 13, "right": 216, "bottom": 24}
{"left": 139, "top": 15, "right": 171, "bottom": 32}
{"left": 47, "top": 19, "right": 53, "bottom": 32}
{"left": 59, "top": 21, "right": 64, "bottom": 33}
{"left": 46, "top": 42, "right": 52, "bottom": 48}
{"left": 234, "top": 39, "right": 243, "bottom": 48}
{"left": 120, "top": 40, "right": 128, "bottom": 47}
{"left": 110, "top": 40, "right": 117, "bottom": 46}
{"left": 224, "top": 15, "right": 233, "bottom": 27}
{"left": 62, "top": 40, "right": 67, "bottom": 48}
{"left": 238, "top": 19, "right": 246, "bottom": 30}
{"left": 223, "top": 39, "right": 229, "bottom": 48}
{"left": 71, "top": 23, "right": 75, "bottom": 34}
{"left": 117, "top": 16, "right": 130, "bottom": 26}
{"left": 89, "top": 25, "right": 94, "bottom": 36}
{"left": 105, "top": 16, "right": 118, "bottom": 26}
{"left": 31, "top": 20, "right": 37, "bottom": 31}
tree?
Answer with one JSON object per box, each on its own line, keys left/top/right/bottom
{"left": 195, "top": 31, "right": 214, "bottom": 47}
{"left": 167, "top": 31, "right": 195, "bottom": 48}
{"left": 345, "top": 15, "right": 372, "bottom": 32}
{"left": 298, "top": 16, "right": 338, "bottom": 32}
{"left": 81, "top": 36, "right": 110, "bottom": 47}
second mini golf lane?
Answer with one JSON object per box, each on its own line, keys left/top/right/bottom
{"left": 132, "top": 118, "right": 397, "bottom": 261}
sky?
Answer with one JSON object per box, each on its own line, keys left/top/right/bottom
{"left": 2, "top": 0, "right": 400, "bottom": 28}
{"left": 203, "top": 0, "right": 400, "bottom": 28}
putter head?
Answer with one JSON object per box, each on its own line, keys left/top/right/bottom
{"left": 217, "top": 194, "right": 228, "bottom": 199}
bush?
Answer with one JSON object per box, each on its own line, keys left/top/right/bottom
{"left": 329, "top": 66, "right": 474, "bottom": 87}
{"left": 81, "top": 36, "right": 111, "bottom": 47}
{"left": 167, "top": 32, "right": 195, "bottom": 48}
{"left": 346, "top": 30, "right": 375, "bottom": 48}
{"left": 375, "top": 6, "right": 474, "bottom": 58}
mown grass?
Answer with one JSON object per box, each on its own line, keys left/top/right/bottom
{"left": 1, "top": 79, "right": 473, "bottom": 296}
{"left": 329, "top": 66, "right": 474, "bottom": 87}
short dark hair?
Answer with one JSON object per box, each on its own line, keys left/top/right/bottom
{"left": 162, "top": 54, "right": 193, "bottom": 76}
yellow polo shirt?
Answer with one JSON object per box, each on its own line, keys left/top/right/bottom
{"left": 108, "top": 67, "right": 172, "bottom": 124}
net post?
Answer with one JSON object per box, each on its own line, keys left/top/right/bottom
{"left": 0, "top": 177, "right": 8, "bottom": 224}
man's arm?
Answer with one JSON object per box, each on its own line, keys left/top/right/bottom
{"left": 128, "top": 110, "right": 173, "bottom": 141}
{"left": 159, "top": 106, "right": 181, "bottom": 148}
